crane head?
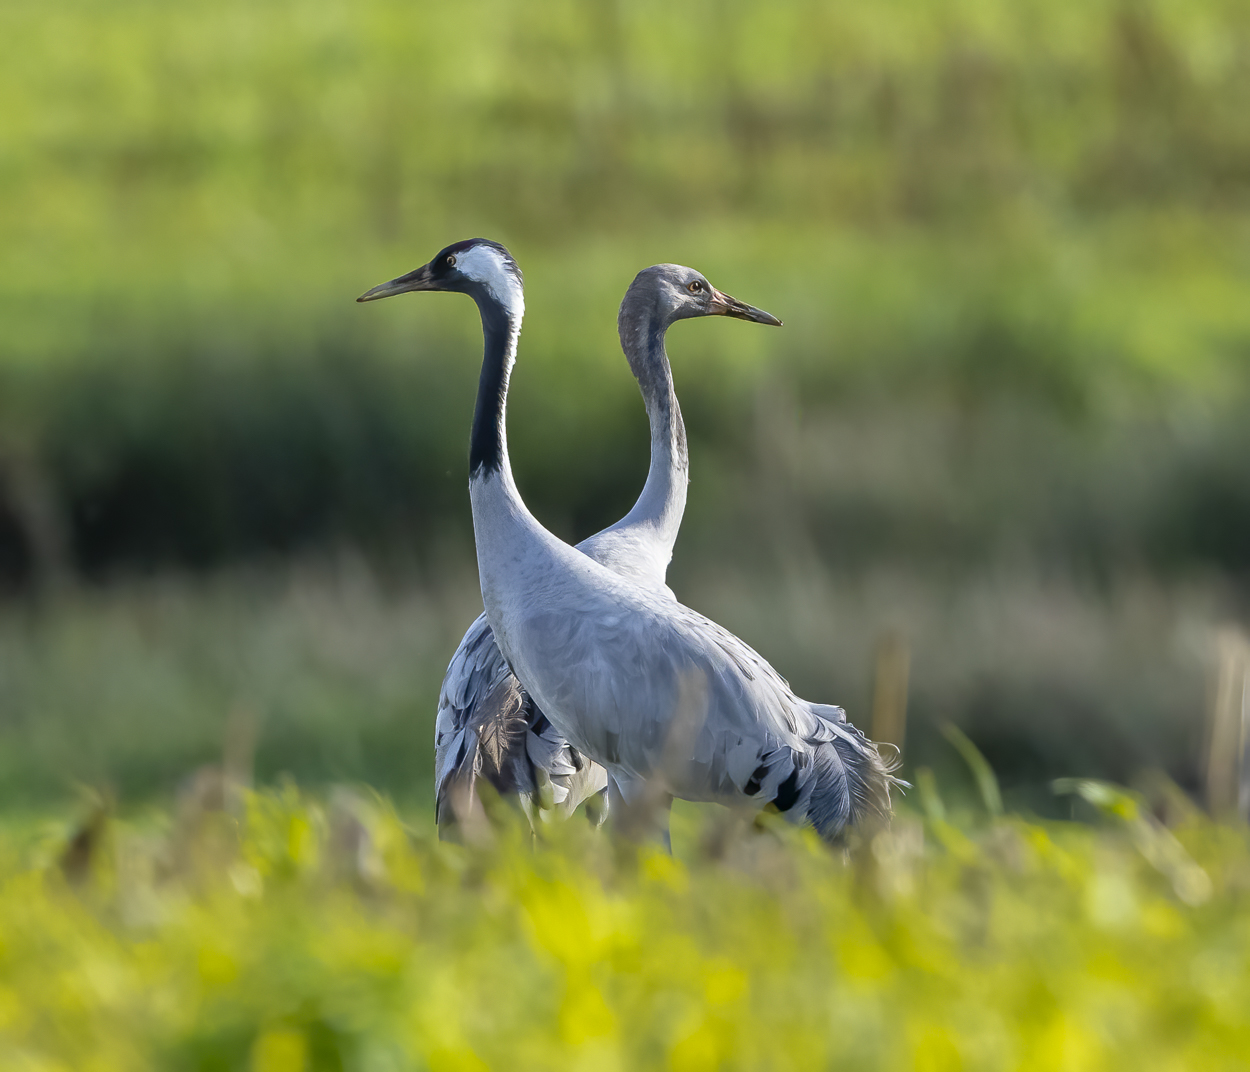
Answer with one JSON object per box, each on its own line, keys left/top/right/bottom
{"left": 357, "top": 239, "right": 524, "bottom": 320}
{"left": 622, "top": 264, "right": 782, "bottom": 331}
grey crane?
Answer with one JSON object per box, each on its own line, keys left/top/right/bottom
{"left": 359, "top": 239, "right": 899, "bottom": 845}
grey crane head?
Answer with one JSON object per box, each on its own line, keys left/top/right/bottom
{"left": 357, "top": 238, "right": 524, "bottom": 321}
{"left": 619, "top": 264, "right": 781, "bottom": 335}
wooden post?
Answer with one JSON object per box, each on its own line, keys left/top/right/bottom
{"left": 0, "top": 437, "right": 73, "bottom": 593}
{"left": 1205, "top": 628, "right": 1250, "bottom": 819}
{"left": 871, "top": 628, "right": 910, "bottom": 756}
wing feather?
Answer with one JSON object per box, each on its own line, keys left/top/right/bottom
{"left": 434, "top": 612, "right": 610, "bottom": 837}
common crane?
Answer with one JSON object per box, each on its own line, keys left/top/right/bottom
{"left": 359, "top": 239, "right": 898, "bottom": 845}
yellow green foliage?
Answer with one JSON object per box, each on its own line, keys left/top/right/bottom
{"left": 0, "top": 784, "right": 1248, "bottom": 1069}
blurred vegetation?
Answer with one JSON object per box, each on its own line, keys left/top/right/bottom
{"left": 2, "top": 8, "right": 1248, "bottom": 1060}
{"left": 1, "top": 0, "right": 1249, "bottom": 579}
{"left": 0, "top": 561, "right": 1227, "bottom": 812}
{"left": 1, "top": 0, "right": 1250, "bottom": 799}
{"left": 1, "top": 778, "right": 1249, "bottom": 1069}
{"left": 0, "top": 564, "right": 467, "bottom": 805}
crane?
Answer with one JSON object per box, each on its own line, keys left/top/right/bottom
{"left": 359, "top": 239, "right": 899, "bottom": 845}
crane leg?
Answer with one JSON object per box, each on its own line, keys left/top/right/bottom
{"left": 608, "top": 775, "right": 673, "bottom": 853}
{"left": 583, "top": 786, "right": 609, "bottom": 828}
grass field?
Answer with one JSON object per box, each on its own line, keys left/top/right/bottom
{"left": 2, "top": 778, "right": 1247, "bottom": 1070}
{"left": 0, "top": 556, "right": 1237, "bottom": 1070}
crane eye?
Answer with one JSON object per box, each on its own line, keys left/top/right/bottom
{"left": 447, "top": 255, "right": 457, "bottom": 267}
{"left": 688, "top": 281, "right": 702, "bottom": 293}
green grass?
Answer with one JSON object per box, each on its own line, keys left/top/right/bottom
{"left": 1, "top": 779, "right": 1247, "bottom": 1070}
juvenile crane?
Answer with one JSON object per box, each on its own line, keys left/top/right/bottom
{"left": 399, "top": 255, "right": 779, "bottom": 835}
{"left": 359, "top": 240, "right": 899, "bottom": 844}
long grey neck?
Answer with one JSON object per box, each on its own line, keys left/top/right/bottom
{"left": 614, "top": 308, "right": 688, "bottom": 550}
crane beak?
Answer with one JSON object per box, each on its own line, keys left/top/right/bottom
{"left": 708, "top": 288, "right": 783, "bottom": 326}
{"left": 356, "top": 262, "right": 438, "bottom": 302}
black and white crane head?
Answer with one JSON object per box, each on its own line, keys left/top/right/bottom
{"left": 358, "top": 238, "right": 525, "bottom": 316}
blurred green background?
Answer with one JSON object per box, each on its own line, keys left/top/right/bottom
{"left": 1, "top": 0, "right": 1248, "bottom": 811}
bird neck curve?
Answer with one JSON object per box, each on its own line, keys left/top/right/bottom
{"left": 614, "top": 312, "right": 689, "bottom": 551}
{"left": 466, "top": 288, "right": 583, "bottom": 648}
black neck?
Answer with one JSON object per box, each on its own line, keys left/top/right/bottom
{"left": 469, "top": 295, "right": 516, "bottom": 478}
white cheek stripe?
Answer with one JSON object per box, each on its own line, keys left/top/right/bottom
{"left": 458, "top": 246, "right": 525, "bottom": 318}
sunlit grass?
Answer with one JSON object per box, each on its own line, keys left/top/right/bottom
{"left": 2, "top": 779, "right": 1248, "bottom": 1070}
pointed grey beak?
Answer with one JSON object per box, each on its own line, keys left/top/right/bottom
{"left": 708, "top": 288, "right": 783, "bottom": 326}
{"left": 357, "top": 262, "right": 437, "bottom": 302}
